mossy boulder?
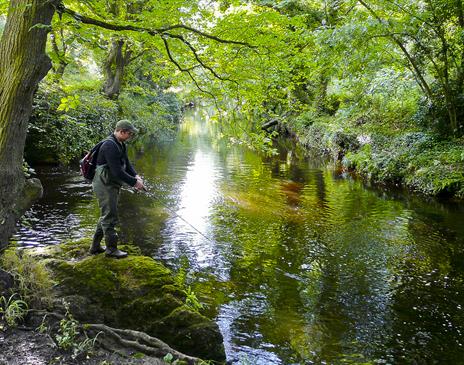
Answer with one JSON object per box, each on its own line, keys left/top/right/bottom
{"left": 151, "top": 306, "right": 226, "bottom": 360}
{"left": 18, "top": 178, "right": 43, "bottom": 213}
{"left": 33, "top": 240, "right": 225, "bottom": 362}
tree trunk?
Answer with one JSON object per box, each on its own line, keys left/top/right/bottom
{"left": 103, "top": 39, "right": 130, "bottom": 99}
{"left": 0, "top": 0, "right": 56, "bottom": 247}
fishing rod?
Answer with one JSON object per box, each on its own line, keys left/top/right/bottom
{"left": 126, "top": 184, "right": 216, "bottom": 244}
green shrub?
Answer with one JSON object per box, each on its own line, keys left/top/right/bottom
{"left": 26, "top": 82, "right": 118, "bottom": 164}
{"left": 1, "top": 249, "right": 54, "bottom": 309}
{"left": 343, "top": 133, "right": 464, "bottom": 197}
{"left": 290, "top": 114, "right": 359, "bottom": 160}
{"left": 26, "top": 82, "right": 182, "bottom": 164}
{"left": 405, "top": 141, "right": 464, "bottom": 197}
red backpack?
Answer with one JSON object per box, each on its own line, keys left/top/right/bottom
{"left": 79, "top": 140, "right": 106, "bottom": 181}
{"left": 79, "top": 139, "right": 109, "bottom": 181}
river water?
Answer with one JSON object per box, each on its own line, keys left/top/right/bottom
{"left": 12, "top": 109, "right": 464, "bottom": 364}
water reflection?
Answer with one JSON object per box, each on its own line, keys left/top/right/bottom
{"left": 171, "top": 150, "right": 219, "bottom": 267}
{"left": 11, "top": 172, "right": 98, "bottom": 247}
{"left": 12, "top": 109, "right": 464, "bottom": 364}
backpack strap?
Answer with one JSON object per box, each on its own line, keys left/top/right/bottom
{"left": 101, "top": 136, "right": 122, "bottom": 155}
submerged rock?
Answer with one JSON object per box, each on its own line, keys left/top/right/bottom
{"left": 30, "top": 240, "right": 226, "bottom": 362}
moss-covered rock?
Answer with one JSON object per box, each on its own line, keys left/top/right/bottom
{"left": 17, "top": 178, "right": 43, "bottom": 213}
{"left": 151, "top": 306, "right": 226, "bottom": 360}
{"left": 32, "top": 239, "right": 226, "bottom": 362}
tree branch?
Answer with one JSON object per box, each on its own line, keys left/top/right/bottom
{"left": 60, "top": 5, "right": 254, "bottom": 48}
{"left": 158, "top": 24, "right": 256, "bottom": 47}
{"left": 162, "top": 37, "right": 217, "bottom": 100}
{"left": 58, "top": 4, "right": 247, "bottom": 87}
{"left": 164, "top": 32, "right": 237, "bottom": 84}
{"left": 128, "top": 48, "right": 146, "bottom": 64}
{"left": 162, "top": 37, "right": 199, "bottom": 74}
{"left": 357, "top": 0, "right": 434, "bottom": 99}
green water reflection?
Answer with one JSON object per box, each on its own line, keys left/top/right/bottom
{"left": 124, "top": 110, "right": 464, "bottom": 364}
{"left": 15, "top": 109, "right": 464, "bottom": 364}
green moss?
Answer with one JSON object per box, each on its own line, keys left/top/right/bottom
{"left": 42, "top": 243, "right": 225, "bottom": 361}
{"left": 149, "top": 306, "right": 226, "bottom": 362}
{"left": 161, "top": 305, "right": 210, "bottom": 327}
{"left": 54, "top": 255, "right": 175, "bottom": 307}
{"left": 0, "top": 248, "right": 54, "bottom": 309}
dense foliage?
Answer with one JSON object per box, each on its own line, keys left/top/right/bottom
{"left": 26, "top": 80, "right": 181, "bottom": 164}
{"left": 205, "top": 0, "right": 464, "bottom": 197}
{"left": 1, "top": 0, "right": 463, "bottom": 196}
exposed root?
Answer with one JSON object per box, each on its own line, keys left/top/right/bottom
{"left": 29, "top": 310, "right": 202, "bottom": 364}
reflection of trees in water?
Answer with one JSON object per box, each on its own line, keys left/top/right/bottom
{"left": 280, "top": 180, "right": 304, "bottom": 207}
{"left": 219, "top": 215, "right": 318, "bottom": 361}
{"left": 384, "top": 260, "right": 464, "bottom": 364}
{"left": 209, "top": 147, "right": 405, "bottom": 362}
{"left": 13, "top": 167, "right": 99, "bottom": 246}
{"left": 118, "top": 190, "right": 167, "bottom": 254}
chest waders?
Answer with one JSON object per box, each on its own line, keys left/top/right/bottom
{"left": 91, "top": 164, "right": 128, "bottom": 258}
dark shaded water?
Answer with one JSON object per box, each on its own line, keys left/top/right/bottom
{"left": 12, "top": 110, "right": 464, "bottom": 364}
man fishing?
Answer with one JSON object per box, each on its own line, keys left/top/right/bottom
{"left": 90, "top": 120, "right": 145, "bottom": 258}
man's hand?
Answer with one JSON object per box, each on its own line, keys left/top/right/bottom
{"left": 134, "top": 176, "right": 145, "bottom": 191}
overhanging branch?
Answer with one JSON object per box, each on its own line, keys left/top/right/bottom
{"left": 60, "top": 6, "right": 255, "bottom": 48}
{"left": 58, "top": 4, "right": 246, "bottom": 88}
{"left": 164, "top": 31, "right": 237, "bottom": 84}
{"left": 162, "top": 37, "right": 216, "bottom": 99}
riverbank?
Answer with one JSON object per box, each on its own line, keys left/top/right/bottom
{"left": 285, "top": 116, "right": 464, "bottom": 199}
{"left": 0, "top": 240, "right": 225, "bottom": 364}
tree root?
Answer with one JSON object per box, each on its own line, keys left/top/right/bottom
{"left": 29, "top": 309, "right": 202, "bottom": 364}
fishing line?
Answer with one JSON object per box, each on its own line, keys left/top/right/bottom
{"left": 127, "top": 185, "right": 216, "bottom": 244}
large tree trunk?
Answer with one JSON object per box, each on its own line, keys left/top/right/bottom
{"left": 103, "top": 39, "right": 131, "bottom": 99}
{"left": 0, "top": 0, "right": 56, "bottom": 247}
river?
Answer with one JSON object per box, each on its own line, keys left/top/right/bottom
{"left": 12, "top": 109, "right": 464, "bottom": 364}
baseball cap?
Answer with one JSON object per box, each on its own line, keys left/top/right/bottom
{"left": 115, "top": 119, "right": 139, "bottom": 134}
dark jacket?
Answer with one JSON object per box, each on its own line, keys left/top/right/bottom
{"left": 96, "top": 134, "right": 137, "bottom": 186}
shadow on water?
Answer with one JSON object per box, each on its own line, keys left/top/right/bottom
{"left": 12, "top": 108, "right": 464, "bottom": 364}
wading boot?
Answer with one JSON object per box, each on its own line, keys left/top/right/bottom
{"left": 89, "top": 231, "right": 106, "bottom": 255}
{"left": 104, "top": 234, "right": 128, "bottom": 259}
